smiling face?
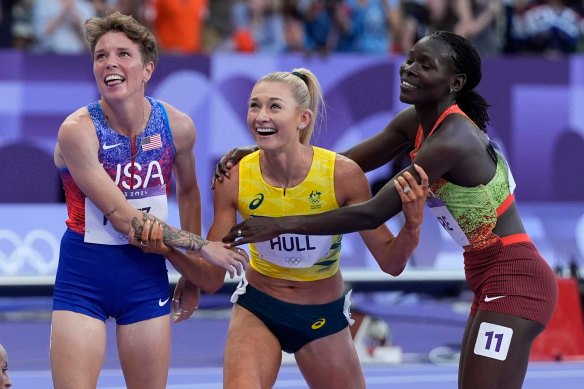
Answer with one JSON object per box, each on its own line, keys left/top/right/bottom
{"left": 247, "top": 81, "right": 310, "bottom": 151}
{"left": 399, "top": 36, "right": 460, "bottom": 106}
{"left": 0, "top": 345, "right": 11, "bottom": 388}
{"left": 92, "top": 31, "right": 154, "bottom": 101}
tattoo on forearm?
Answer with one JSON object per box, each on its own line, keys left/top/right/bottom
{"left": 131, "top": 213, "right": 209, "bottom": 251}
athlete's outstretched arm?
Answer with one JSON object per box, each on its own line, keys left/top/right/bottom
{"left": 332, "top": 156, "right": 428, "bottom": 276}
{"left": 340, "top": 106, "right": 418, "bottom": 173}
{"left": 358, "top": 165, "right": 428, "bottom": 276}
{"left": 224, "top": 163, "right": 425, "bottom": 246}
{"left": 130, "top": 157, "right": 247, "bottom": 288}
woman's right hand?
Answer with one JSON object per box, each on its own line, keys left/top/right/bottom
{"left": 211, "top": 145, "right": 258, "bottom": 189}
{"left": 199, "top": 241, "right": 250, "bottom": 279}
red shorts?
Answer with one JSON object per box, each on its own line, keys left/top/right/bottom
{"left": 464, "top": 239, "right": 558, "bottom": 326}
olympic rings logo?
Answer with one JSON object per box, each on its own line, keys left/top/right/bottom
{"left": 285, "top": 257, "right": 303, "bottom": 266}
{"left": 0, "top": 229, "right": 60, "bottom": 274}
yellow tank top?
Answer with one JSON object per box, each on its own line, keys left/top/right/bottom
{"left": 238, "top": 146, "right": 342, "bottom": 281}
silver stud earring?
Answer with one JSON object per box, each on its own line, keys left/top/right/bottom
{"left": 297, "top": 124, "right": 305, "bottom": 130}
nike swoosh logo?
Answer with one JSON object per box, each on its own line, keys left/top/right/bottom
{"left": 159, "top": 297, "right": 170, "bottom": 307}
{"left": 484, "top": 295, "right": 506, "bottom": 303}
{"left": 103, "top": 143, "right": 122, "bottom": 150}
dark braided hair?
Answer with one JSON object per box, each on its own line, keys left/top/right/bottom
{"left": 429, "top": 31, "right": 491, "bottom": 132}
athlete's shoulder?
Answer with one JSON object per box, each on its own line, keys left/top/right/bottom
{"left": 64, "top": 105, "right": 91, "bottom": 124}
{"left": 59, "top": 106, "right": 93, "bottom": 137}
{"left": 156, "top": 98, "right": 182, "bottom": 114}
{"left": 334, "top": 152, "right": 365, "bottom": 177}
{"left": 333, "top": 151, "right": 370, "bottom": 206}
{"left": 57, "top": 107, "right": 99, "bottom": 160}
{"left": 156, "top": 100, "right": 196, "bottom": 148}
{"left": 312, "top": 146, "right": 336, "bottom": 160}
{"left": 437, "top": 113, "right": 480, "bottom": 145}
{"left": 379, "top": 106, "right": 419, "bottom": 143}
{"left": 240, "top": 149, "right": 261, "bottom": 164}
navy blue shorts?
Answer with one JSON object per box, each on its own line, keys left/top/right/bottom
{"left": 53, "top": 229, "right": 170, "bottom": 325}
{"left": 232, "top": 280, "right": 352, "bottom": 353}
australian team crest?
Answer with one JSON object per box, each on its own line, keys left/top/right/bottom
{"left": 308, "top": 189, "right": 322, "bottom": 209}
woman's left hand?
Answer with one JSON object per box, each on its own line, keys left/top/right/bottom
{"left": 171, "top": 276, "right": 201, "bottom": 323}
{"left": 128, "top": 219, "right": 172, "bottom": 256}
{"left": 394, "top": 164, "right": 429, "bottom": 229}
{"left": 222, "top": 216, "right": 280, "bottom": 246}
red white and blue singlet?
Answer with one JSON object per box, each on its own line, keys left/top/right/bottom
{"left": 60, "top": 96, "right": 175, "bottom": 243}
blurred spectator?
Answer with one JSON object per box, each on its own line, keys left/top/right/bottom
{"left": 12, "top": 0, "right": 34, "bottom": 49}
{"left": 90, "top": 0, "right": 113, "bottom": 16}
{"left": 502, "top": 0, "right": 533, "bottom": 52}
{"left": 344, "top": 0, "right": 401, "bottom": 54}
{"left": 229, "top": 0, "right": 285, "bottom": 53}
{"left": 72, "top": 1, "right": 146, "bottom": 20}
{"left": 32, "top": 0, "right": 96, "bottom": 54}
{"left": 386, "top": 0, "right": 405, "bottom": 52}
{"left": 400, "top": 0, "right": 502, "bottom": 55}
{"left": 145, "top": 0, "right": 207, "bottom": 54}
{"left": 303, "top": 0, "right": 353, "bottom": 54}
{"left": 521, "top": 0, "right": 582, "bottom": 56}
{"left": 400, "top": 0, "right": 458, "bottom": 52}
{"left": 203, "top": 0, "right": 236, "bottom": 52}
{"left": 116, "top": 0, "right": 148, "bottom": 23}
{"left": 282, "top": 0, "right": 307, "bottom": 52}
{"left": 3, "top": 0, "right": 579, "bottom": 56}
{"left": 0, "top": 0, "right": 16, "bottom": 48}
{"left": 454, "top": 0, "right": 503, "bottom": 56}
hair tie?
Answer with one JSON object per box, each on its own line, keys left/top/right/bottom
{"left": 291, "top": 71, "right": 307, "bottom": 83}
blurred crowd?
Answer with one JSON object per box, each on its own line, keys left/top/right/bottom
{"left": 1, "top": 0, "right": 583, "bottom": 57}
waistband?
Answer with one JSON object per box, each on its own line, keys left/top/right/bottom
{"left": 500, "top": 233, "right": 531, "bottom": 246}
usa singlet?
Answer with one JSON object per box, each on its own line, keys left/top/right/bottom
{"left": 60, "top": 96, "right": 175, "bottom": 242}
{"left": 53, "top": 97, "right": 175, "bottom": 324}
{"left": 238, "top": 147, "right": 342, "bottom": 281}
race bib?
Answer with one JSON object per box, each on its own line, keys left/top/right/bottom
{"left": 473, "top": 322, "right": 513, "bottom": 361}
{"left": 427, "top": 197, "right": 470, "bottom": 247}
{"left": 84, "top": 185, "right": 168, "bottom": 245}
{"left": 254, "top": 234, "right": 333, "bottom": 268}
